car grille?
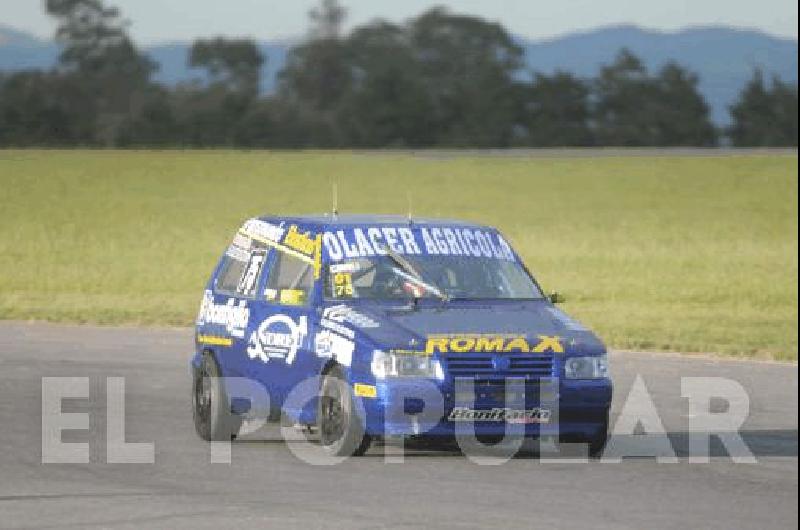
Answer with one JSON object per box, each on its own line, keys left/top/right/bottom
{"left": 445, "top": 353, "right": 555, "bottom": 379}
{"left": 452, "top": 378, "right": 557, "bottom": 403}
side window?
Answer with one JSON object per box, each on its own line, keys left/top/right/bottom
{"left": 215, "top": 245, "right": 268, "bottom": 298}
{"left": 215, "top": 255, "right": 248, "bottom": 294}
{"left": 236, "top": 250, "right": 268, "bottom": 297}
{"left": 264, "top": 251, "right": 314, "bottom": 306}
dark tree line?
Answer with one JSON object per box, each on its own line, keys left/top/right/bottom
{"left": 0, "top": 0, "right": 797, "bottom": 148}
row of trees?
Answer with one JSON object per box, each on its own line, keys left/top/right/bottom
{"left": 0, "top": 0, "right": 796, "bottom": 148}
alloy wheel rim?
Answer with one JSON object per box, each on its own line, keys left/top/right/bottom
{"left": 321, "top": 385, "right": 345, "bottom": 445}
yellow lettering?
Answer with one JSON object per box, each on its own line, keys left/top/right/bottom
{"left": 333, "top": 273, "right": 354, "bottom": 297}
{"left": 449, "top": 337, "right": 476, "bottom": 352}
{"left": 283, "top": 225, "right": 317, "bottom": 255}
{"left": 504, "top": 336, "right": 530, "bottom": 352}
{"left": 426, "top": 337, "right": 450, "bottom": 354}
{"left": 475, "top": 336, "right": 505, "bottom": 352}
{"left": 279, "top": 289, "right": 306, "bottom": 306}
{"left": 353, "top": 383, "right": 377, "bottom": 398}
{"left": 197, "top": 334, "right": 233, "bottom": 347}
{"left": 533, "top": 335, "right": 564, "bottom": 353}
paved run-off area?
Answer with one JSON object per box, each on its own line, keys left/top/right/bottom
{"left": 0, "top": 322, "right": 796, "bottom": 529}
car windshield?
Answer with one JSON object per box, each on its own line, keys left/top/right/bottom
{"left": 324, "top": 254, "right": 543, "bottom": 301}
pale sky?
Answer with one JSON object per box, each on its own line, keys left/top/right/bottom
{"left": 2, "top": 0, "right": 798, "bottom": 44}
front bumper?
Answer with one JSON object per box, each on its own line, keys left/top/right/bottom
{"left": 359, "top": 377, "right": 612, "bottom": 438}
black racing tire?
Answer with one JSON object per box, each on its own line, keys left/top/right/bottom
{"left": 558, "top": 410, "right": 609, "bottom": 458}
{"left": 474, "top": 434, "right": 508, "bottom": 446}
{"left": 587, "top": 411, "right": 610, "bottom": 458}
{"left": 317, "top": 366, "right": 371, "bottom": 457}
{"left": 192, "top": 353, "right": 242, "bottom": 441}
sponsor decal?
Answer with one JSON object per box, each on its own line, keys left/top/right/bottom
{"left": 282, "top": 225, "right": 323, "bottom": 279}
{"left": 425, "top": 334, "right": 564, "bottom": 354}
{"left": 448, "top": 407, "right": 551, "bottom": 424}
{"left": 353, "top": 383, "right": 377, "bottom": 398}
{"left": 283, "top": 225, "right": 318, "bottom": 257}
{"left": 322, "top": 226, "right": 516, "bottom": 262}
{"left": 232, "top": 232, "right": 252, "bottom": 250}
{"left": 330, "top": 262, "right": 361, "bottom": 274}
{"left": 332, "top": 272, "right": 354, "bottom": 298}
{"left": 314, "top": 329, "right": 355, "bottom": 367}
{"left": 225, "top": 244, "right": 251, "bottom": 262}
{"left": 319, "top": 317, "right": 355, "bottom": 340}
{"left": 323, "top": 305, "right": 380, "bottom": 329}
{"left": 241, "top": 219, "right": 285, "bottom": 243}
{"left": 197, "top": 334, "right": 233, "bottom": 347}
{"left": 196, "top": 291, "right": 250, "bottom": 339}
{"left": 247, "top": 314, "right": 308, "bottom": 365}
{"left": 236, "top": 250, "right": 266, "bottom": 297}
{"left": 279, "top": 289, "right": 307, "bottom": 306}
{"left": 242, "top": 221, "right": 323, "bottom": 280}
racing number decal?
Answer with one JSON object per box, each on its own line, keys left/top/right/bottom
{"left": 333, "top": 272, "right": 354, "bottom": 298}
{"left": 237, "top": 250, "right": 266, "bottom": 297}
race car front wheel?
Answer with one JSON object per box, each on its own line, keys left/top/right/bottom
{"left": 559, "top": 410, "right": 609, "bottom": 458}
{"left": 587, "top": 413, "right": 610, "bottom": 458}
{"left": 318, "top": 366, "right": 371, "bottom": 457}
{"left": 192, "top": 353, "right": 241, "bottom": 441}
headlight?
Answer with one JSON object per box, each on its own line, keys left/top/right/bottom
{"left": 564, "top": 354, "right": 609, "bottom": 379}
{"left": 371, "top": 351, "right": 444, "bottom": 380}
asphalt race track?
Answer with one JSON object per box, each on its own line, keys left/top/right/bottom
{"left": 0, "top": 322, "right": 797, "bottom": 529}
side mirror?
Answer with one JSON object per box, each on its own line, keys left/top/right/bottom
{"left": 549, "top": 291, "right": 566, "bottom": 304}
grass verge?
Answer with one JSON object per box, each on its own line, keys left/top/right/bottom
{"left": 0, "top": 150, "right": 796, "bottom": 360}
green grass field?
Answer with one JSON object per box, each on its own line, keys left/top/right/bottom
{"left": 0, "top": 150, "right": 796, "bottom": 360}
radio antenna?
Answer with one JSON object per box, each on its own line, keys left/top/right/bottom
{"left": 331, "top": 179, "right": 339, "bottom": 219}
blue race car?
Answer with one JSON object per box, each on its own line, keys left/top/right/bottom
{"left": 191, "top": 215, "right": 612, "bottom": 456}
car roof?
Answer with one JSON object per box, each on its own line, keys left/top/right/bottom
{"left": 256, "top": 214, "right": 493, "bottom": 230}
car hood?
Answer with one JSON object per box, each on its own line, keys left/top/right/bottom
{"left": 325, "top": 301, "right": 606, "bottom": 355}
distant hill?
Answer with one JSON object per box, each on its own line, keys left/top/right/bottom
{"left": 144, "top": 41, "right": 290, "bottom": 93}
{"left": 0, "top": 24, "right": 60, "bottom": 71}
{"left": 1, "top": 23, "right": 796, "bottom": 125}
{"left": 518, "top": 25, "right": 798, "bottom": 125}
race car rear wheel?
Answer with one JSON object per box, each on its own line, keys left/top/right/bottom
{"left": 193, "top": 353, "right": 241, "bottom": 441}
{"left": 318, "top": 366, "right": 371, "bottom": 457}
